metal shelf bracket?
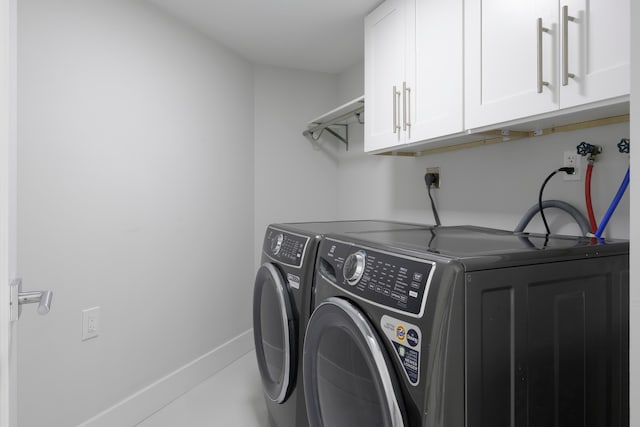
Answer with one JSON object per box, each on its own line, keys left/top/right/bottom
{"left": 305, "top": 124, "right": 349, "bottom": 149}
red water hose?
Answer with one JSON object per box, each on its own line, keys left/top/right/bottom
{"left": 585, "top": 162, "right": 597, "bottom": 233}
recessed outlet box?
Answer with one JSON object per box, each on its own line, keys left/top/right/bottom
{"left": 426, "top": 167, "right": 441, "bottom": 188}
{"left": 82, "top": 307, "right": 100, "bottom": 341}
{"left": 563, "top": 151, "right": 580, "bottom": 181}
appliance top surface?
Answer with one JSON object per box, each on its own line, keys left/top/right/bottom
{"left": 333, "top": 225, "right": 628, "bottom": 259}
{"left": 272, "top": 220, "right": 431, "bottom": 235}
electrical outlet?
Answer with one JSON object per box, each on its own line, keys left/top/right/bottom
{"left": 426, "top": 167, "right": 440, "bottom": 188}
{"left": 563, "top": 151, "right": 580, "bottom": 181}
{"left": 82, "top": 307, "right": 100, "bottom": 341}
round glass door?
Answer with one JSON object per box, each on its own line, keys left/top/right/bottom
{"left": 303, "top": 297, "right": 406, "bottom": 427}
{"left": 253, "top": 263, "right": 296, "bottom": 403}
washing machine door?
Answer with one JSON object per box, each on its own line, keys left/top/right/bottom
{"left": 253, "top": 262, "right": 296, "bottom": 403}
{"left": 303, "top": 297, "right": 407, "bottom": 427}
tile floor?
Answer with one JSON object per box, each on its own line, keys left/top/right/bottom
{"left": 136, "top": 350, "right": 270, "bottom": 427}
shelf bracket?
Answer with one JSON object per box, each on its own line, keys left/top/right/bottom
{"left": 304, "top": 124, "right": 349, "bottom": 150}
{"left": 325, "top": 125, "right": 349, "bottom": 150}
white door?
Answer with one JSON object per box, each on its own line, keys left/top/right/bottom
{"left": 364, "top": 0, "right": 408, "bottom": 152}
{"left": 559, "top": 0, "right": 630, "bottom": 108}
{"left": 0, "top": 0, "right": 18, "bottom": 426}
{"left": 2, "top": 2, "right": 58, "bottom": 424}
{"left": 409, "top": 0, "right": 463, "bottom": 143}
{"left": 464, "top": 0, "right": 558, "bottom": 129}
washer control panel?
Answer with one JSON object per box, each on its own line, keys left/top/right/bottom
{"left": 319, "top": 238, "right": 435, "bottom": 316}
{"left": 263, "top": 227, "right": 310, "bottom": 268}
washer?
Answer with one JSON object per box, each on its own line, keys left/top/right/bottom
{"left": 253, "top": 220, "right": 429, "bottom": 427}
{"left": 303, "top": 225, "right": 629, "bottom": 427}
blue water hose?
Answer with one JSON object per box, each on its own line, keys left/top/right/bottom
{"left": 594, "top": 166, "right": 630, "bottom": 238}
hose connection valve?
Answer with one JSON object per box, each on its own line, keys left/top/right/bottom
{"left": 617, "top": 138, "right": 630, "bottom": 154}
{"left": 576, "top": 141, "right": 602, "bottom": 162}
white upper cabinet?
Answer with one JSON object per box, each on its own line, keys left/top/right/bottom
{"left": 410, "top": 0, "right": 463, "bottom": 143}
{"left": 365, "top": 0, "right": 463, "bottom": 153}
{"left": 465, "top": 0, "right": 630, "bottom": 130}
{"left": 364, "top": 0, "right": 408, "bottom": 152}
{"left": 560, "top": 0, "right": 630, "bottom": 108}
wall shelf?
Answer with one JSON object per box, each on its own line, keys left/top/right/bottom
{"left": 303, "top": 96, "right": 364, "bottom": 150}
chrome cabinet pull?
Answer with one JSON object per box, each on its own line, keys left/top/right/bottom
{"left": 393, "top": 85, "right": 397, "bottom": 133}
{"left": 403, "top": 81, "right": 411, "bottom": 130}
{"left": 562, "top": 5, "right": 576, "bottom": 86}
{"left": 392, "top": 85, "right": 401, "bottom": 134}
{"left": 537, "top": 18, "right": 550, "bottom": 93}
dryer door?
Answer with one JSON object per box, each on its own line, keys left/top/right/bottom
{"left": 303, "top": 297, "right": 407, "bottom": 427}
{"left": 253, "top": 262, "right": 296, "bottom": 403}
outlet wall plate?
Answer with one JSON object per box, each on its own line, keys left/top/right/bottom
{"left": 82, "top": 306, "right": 100, "bottom": 341}
{"left": 426, "top": 167, "right": 440, "bottom": 188}
{"left": 563, "top": 151, "right": 581, "bottom": 181}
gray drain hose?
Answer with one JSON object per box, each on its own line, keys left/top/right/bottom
{"left": 515, "top": 199, "right": 591, "bottom": 236}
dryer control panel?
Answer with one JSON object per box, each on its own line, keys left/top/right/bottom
{"left": 263, "top": 227, "right": 310, "bottom": 268}
{"left": 318, "top": 238, "right": 436, "bottom": 317}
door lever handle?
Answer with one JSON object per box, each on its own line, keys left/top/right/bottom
{"left": 10, "top": 278, "right": 53, "bottom": 320}
{"left": 18, "top": 290, "right": 53, "bottom": 315}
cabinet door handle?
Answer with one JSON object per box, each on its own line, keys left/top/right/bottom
{"left": 393, "top": 85, "right": 401, "bottom": 134}
{"left": 537, "top": 18, "right": 550, "bottom": 93}
{"left": 403, "top": 81, "right": 411, "bottom": 131}
{"left": 393, "top": 85, "right": 397, "bottom": 133}
{"left": 562, "top": 5, "right": 576, "bottom": 86}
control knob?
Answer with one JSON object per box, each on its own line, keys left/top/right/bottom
{"left": 270, "top": 233, "right": 284, "bottom": 255}
{"left": 343, "top": 250, "right": 367, "bottom": 286}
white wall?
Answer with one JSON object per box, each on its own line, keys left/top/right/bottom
{"left": 338, "top": 61, "right": 365, "bottom": 105}
{"left": 253, "top": 65, "right": 341, "bottom": 265}
{"left": 17, "top": 1, "right": 254, "bottom": 426}
{"left": 337, "top": 64, "right": 630, "bottom": 240}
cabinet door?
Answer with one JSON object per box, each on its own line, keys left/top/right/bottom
{"left": 560, "top": 0, "right": 630, "bottom": 108}
{"left": 408, "top": 0, "right": 463, "bottom": 143}
{"left": 464, "top": 0, "right": 558, "bottom": 130}
{"left": 364, "top": 0, "right": 408, "bottom": 152}
{"left": 466, "top": 256, "right": 629, "bottom": 427}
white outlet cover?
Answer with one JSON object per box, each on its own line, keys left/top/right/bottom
{"left": 82, "top": 307, "right": 100, "bottom": 341}
{"left": 563, "top": 150, "right": 581, "bottom": 181}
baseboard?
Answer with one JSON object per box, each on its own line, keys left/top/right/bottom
{"left": 77, "top": 329, "right": 254, "bottom": 427}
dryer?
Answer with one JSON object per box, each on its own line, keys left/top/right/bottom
{"left": 303, "top": 226, "right": 629, "bottom": 427}
{"left": 253, "top": 220, "right": 429, "bottom": 427}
